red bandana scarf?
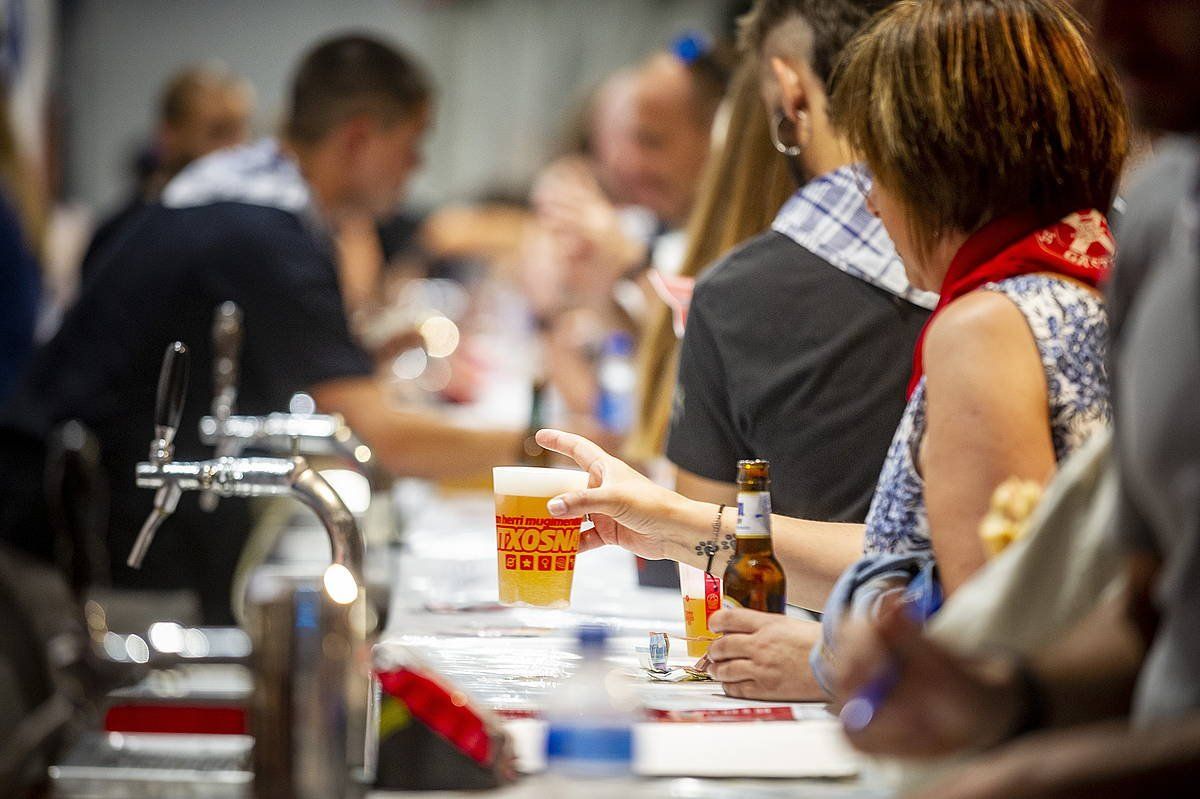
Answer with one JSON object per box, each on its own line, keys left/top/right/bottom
{"left": 907, "top": 208, "right": 1116, "bottom": 398}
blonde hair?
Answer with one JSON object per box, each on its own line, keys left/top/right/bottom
{"left": 625, "top": 59, "right": 795, "bottom": 464}
{"left": 831, "top": 0, "right": 1129, "bottom": 257}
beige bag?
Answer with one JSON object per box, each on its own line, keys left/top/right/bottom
{"left": 877, "top": 428, "right": 1124, "bottom": 792}
{"left": 927, "top": 427, "right": 1124, "bottom": 655}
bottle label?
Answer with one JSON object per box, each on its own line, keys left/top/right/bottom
{"left": 735, "top": 491, "right": 771, "bottom": 537}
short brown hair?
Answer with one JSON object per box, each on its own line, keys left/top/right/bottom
{"left": 737, "top": 0, "right": 893, "bottom": 85}
{"left": 159, "top": 62, "right": 249, "bottom": 126}
{"left": 284, "top": 33, "right": 432, "bottom": 145}
{"left": 830, "top": 0, "right": 1129, "bottom": 254}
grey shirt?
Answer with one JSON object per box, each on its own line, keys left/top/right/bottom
{"left": 1112, "top": 137, "right": 1200, "bottom": 723}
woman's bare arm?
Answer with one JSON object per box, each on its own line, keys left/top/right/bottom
{"left": 921, "top": 291, "right": 1058, "bottom": 595}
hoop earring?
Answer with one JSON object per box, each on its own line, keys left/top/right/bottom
{"left": 771, "top": 109, "right": 806, "bottom": 157}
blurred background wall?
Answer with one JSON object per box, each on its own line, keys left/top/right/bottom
{"left": 58, "top": 0, "right": 736, "bottom": 214}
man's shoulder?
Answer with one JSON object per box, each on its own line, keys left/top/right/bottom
{"left": 691, "top": 229, "right": 860, "bottom": 310}
{"left": 694, "top": 230, "right": 807, "bottom": 295}
{"left": 143, "top": 201, "right": 310, "bottom": 252}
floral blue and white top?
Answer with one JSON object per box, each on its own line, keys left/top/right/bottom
{"left": 862, "top": 274, "right": 1110, "bottom": 557}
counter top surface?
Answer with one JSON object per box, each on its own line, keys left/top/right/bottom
{"left": 371, "top": 487, "right": 892, "bottom": 798}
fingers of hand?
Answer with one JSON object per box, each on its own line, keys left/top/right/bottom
{"left": 709, "top": 608, "right": 771, "bottom": 635}
{"left": 707, "top": 658, "right": 758, "bottom": 684}
{"left": 706, "top": 632, "right": 757, "bottom": 663}
{"left": 534, "top": 429, "right": 609, "bottom": 483}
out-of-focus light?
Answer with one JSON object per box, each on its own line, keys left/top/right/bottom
{"left": 289, "top": 392, "right": 317, "bottom": 415}
{"left": 323, "top": 563, "right": 359, "bottom": 605}
{"left": 353, "top": 444, "right": 372, "bottom": 464}
{"left": 417, "top": 357, "right": 451, "bottom": 393}
{"left": 125, "top": 634, "right": 150, "bottom": 664}
{"left": 319, "top": 468, "right": 371, "bottom": 514}
{"left": 183, "top": 628, "right": 211, "bottom": 658}
{"left": 148, "top": 622, "right": 184, "bottom": 654}
{"left": 391, "top": 347, "right": 428, "bottom": 380}
{"left": 420, "top": 315, "right": 460, "bottom": 358}
{"left": 103, "top": 632, "right": 127, "bottom": 661}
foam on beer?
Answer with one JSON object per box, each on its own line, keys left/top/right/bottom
{"left": 493, "top": 467, "right": 590, "bottom": 608}
{"left": 492, "top": 466, "right": 589, "bottom": 497}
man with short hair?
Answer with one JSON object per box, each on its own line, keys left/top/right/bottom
{"left": 0, "top": 35, "right": 522, "bottom": 623}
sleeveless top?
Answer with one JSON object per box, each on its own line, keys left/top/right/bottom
{"left": 863, "top": 274, "right": 1110, "bottom": 556}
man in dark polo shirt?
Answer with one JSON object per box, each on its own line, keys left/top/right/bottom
{"left": 0, "top": 35, "right": 521, "bottom": 623}
{"left": 666, "top": 0, "right": 934, "bottom": 520}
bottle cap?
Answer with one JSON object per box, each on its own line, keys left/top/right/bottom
{"left": 577, "top": 623, "right": 609, "bottom": 649}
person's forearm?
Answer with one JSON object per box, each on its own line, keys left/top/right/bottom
{"left": 772, "top": 516, "right": 865, "bottom": 611}
{"left": 655, "top": 498, "right": 863, "bottom": 611}
{"left": 367, "top": 412, "right": 524, "bottom": 481}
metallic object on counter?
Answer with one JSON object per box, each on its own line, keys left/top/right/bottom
{"left": 246, "top": 570, "right": 373, "bottom": 798}
{"left": 127, "top": 341, "right": 189, "bottom": 570}
{"left": 126, "top": 340, "right": 364, "bottom": 583}
{"left": 199, "top": 409, "right": 370, "bottom": 466}
{"left": 201, "top": 301, "right": 245, "bottom": 512}
{"left": 49, "top": 731, "right": 252, "bottom": 798}
{"left": 197, "top": 300, "right": 374, "bottom": 485}
{"left": 120, "top": 338, "right": 374, "bottom": 798}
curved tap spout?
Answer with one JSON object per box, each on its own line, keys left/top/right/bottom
{"left": 289, "top": 462, "right": 365, "bottom": 584}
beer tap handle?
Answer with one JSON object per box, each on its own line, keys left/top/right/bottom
{"left": 202, "top": 303, "right": 242, "bottom": 511}
{"left": 129, "top": 341, "right": 189, "bottom": 569}
{"left": 153, "top": 341, "right": 189, "bottom": 459}
{"left": 211, "top": 301, "right": 242, "bottom": 420}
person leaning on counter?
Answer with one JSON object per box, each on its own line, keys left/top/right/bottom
{"left": 0, "top": 34, "right": 523, "bottom": 624}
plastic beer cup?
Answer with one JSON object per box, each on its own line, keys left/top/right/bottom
{"left": 678, "top": 562, "right": 721, "bottom": 657}
{"left": 493, "top": 467, "right": 590, "bottom": 607}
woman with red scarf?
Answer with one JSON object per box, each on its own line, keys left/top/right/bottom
{"left": 533, "top": 0, "right": 1129, "bottom": 701}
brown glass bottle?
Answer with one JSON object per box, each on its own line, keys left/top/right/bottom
{"left": 520, "top": 378, "right": 551, "bottom": 466}
{"left": 722, "top": 459, "right": 787, "bottom": 613}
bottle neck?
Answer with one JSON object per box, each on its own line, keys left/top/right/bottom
{"left": 735, "top": 490, "right": 772, "bottom": 540}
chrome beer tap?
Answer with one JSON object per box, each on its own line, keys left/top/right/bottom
{"left": 197, "top": 301, "right": 373, "bottom": 474}
{"left": 127, "top": 341, "right": 364, "bottom": 582}
{"left": 199, "top": 301, "right": 244, "bottom": 512}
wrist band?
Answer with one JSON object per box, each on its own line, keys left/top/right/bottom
{"left": 704, "top": 504, "right": 725, "bottom": 574}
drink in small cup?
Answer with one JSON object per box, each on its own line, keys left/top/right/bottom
{"left": 493, "top": 466, "right": 590, "bottom": 608}
{"left": 678, "top": 562, "right": 721, "bottom": 657}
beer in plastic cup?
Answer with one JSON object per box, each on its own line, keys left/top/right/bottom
{"left": 493, "top": 467, "right": 590, "bottom": 607}
{"left": 678, "top": 562, "right": 721, "bottom": 657}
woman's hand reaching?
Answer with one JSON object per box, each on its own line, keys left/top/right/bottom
{"left": 535, "top": 428, "right": 712, "bottom": 563}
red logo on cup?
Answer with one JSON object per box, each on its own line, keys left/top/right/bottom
{"left": 538, "top": 556, "right": 552, "bottom": 571}
{"left": 568, "top": 555, "right": 576, "bottom": 570}
{"left": 555, "top": 556, "right": 567, "bottom": 571}
{"left": 505, "top": 554, "right": 517, "bottom": 569}
{"left": 520, "top": 555, "right": 534, "bottom": 570}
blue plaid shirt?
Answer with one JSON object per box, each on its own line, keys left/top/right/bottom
{"left": 772, "top": 165, "right": 938, "bottom": 310}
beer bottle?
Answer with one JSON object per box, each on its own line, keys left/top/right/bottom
{"left": 722, "top": 459, "right": 787, "bottom": 613}
{"left": 520, "top": 378, "right": 551, "bottom": 467}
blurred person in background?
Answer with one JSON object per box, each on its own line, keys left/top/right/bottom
{"left": 79, "top": 62, "right": 255, "bottom": 284}
{"left": 0, "top": 34, "right": 524, "bottom": 624}
{"left": 526, "top": 40, "right": 732, "bottom": 435}
{"left": 0, "top": 82, "right": 43, "bottom": 407}
{"left": 534, "top": 38, "right": 731, "bottom": 295}
{"left": 623, "top": 56, "right": 795, "bottom": 471}
{"left": 536, "top": 0, "right": 1126, "bottom": 702}
{"left": 830, "top": 1, "right": 1200, "bottom": 796}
